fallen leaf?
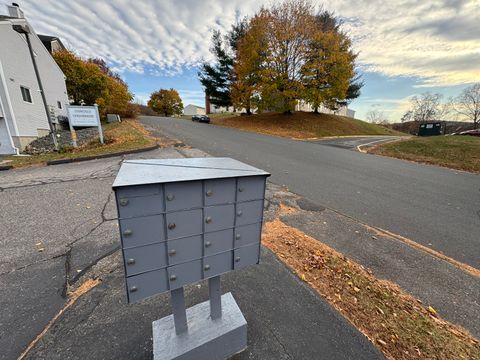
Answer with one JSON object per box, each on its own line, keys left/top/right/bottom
{"left": 353, "top": 286, "right": 360, "bottom": 293}
{"left": 377, "top": 339, "right": 387, "bottom": 346}
{"left": 375, "top": 306, "right": 385, "bottom": 315}
{"left": 428, "top": 306, "right": 437, "bottom": 316}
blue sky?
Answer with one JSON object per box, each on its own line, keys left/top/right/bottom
{"left": 3, "top": 0, "right": 479, "bottom": 122}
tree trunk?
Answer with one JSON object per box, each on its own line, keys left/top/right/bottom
{"left": 314, "top": 107, "right": 319, "bottom": 114}
{"left": 246, "top": 107, "right": 252, "bottom": 115}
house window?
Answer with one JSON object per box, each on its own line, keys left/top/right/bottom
{"left": 20, "top": 86, "right": 32, "bottom": 103}
{"left": 57, "top": 101, "right": 62, "bottom": 109}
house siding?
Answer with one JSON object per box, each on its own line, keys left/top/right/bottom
{"left": 184, "top": 104, "right": 206, "bottom": 116}
{"left": 0, "top": 20, "right": 68, "bottom": 140}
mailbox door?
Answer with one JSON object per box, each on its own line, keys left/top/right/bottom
{"left": 234, "top": 244, "right": 260, "bottom": 270}
{"left": 115, "top": 184, "right": 162, "bottom": 198}
{"left": 116, "top": 194, "right": 164, "bottom": 219}
{"left": 166, "top": 235, "right": 203, "bottom": 265}
{"left": 166, "top": 209, "right": 202, "bottom": 239}
{"left": 165, "top": 181, "right": 202, "bottom": 211}
{"left": 204, "top": 178, "right": 236, "bottom": 206}
{"left": 168, "top": 259, "right": 202, "bottom": 290}
{"left": 204, "top": 229, "right": 234, "bottom": 256}
{"left": 235, "top": 200, "right": 264, "bottom": 227}
{"left": 123, "top": 242, "right": 167, "bottom": 276}
{"left": 119, "top": 214, "right": 165, "bottom": 248}
{"left": 203, "top": 251, "right": 233, "bottom": 278}
{"left": 234, "top": 222, "right": 262, "bottom": 248}
{"left": 237, "top": 176, "right": 265, "bottom": 202}
{"left": 126, "top": 268, "right": 168, "bottom": 303}
{"left": 204, "top": 204, "right": 235, "bottom": 233}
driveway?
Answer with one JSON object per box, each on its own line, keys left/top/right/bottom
{"left": 308, "top": 136, "right": 404, "bottom": 151}
{"left": 140, "top": 116, "right": 480, "bottom": 269}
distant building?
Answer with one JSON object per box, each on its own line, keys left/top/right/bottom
{"left": 184, "top": 104, "right": 206, "bottom": 116}
{"left": 0, "top": 3, "right": 69, "bottom": 154}
{"left": 295, "top": 100, "right": 356, "bottom": 118}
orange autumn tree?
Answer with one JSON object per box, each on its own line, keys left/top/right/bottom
{"left": 231, "top": 0, "right": 359, "bottom": 114}
{"left": 148, "top": 89, "right": 184, "bottom": 117}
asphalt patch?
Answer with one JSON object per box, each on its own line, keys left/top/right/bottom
{"left": 296, "top": 197, "right": 326, "bottom": 212}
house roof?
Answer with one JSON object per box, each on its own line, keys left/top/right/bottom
{"left": 38, "top": 34, "right": 66, "bottom": 52}
{"left": 0, "top": 15, "right": 15, "bottom": 21}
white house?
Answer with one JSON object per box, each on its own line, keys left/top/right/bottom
{"left": 183, "top": 104, "right": 206, "bottom": 116}
{"left": 0, "top": 4, "right": 69, "bottom": 154}
{"left": 295, "top": 100, "right": 356, "bottom": 118}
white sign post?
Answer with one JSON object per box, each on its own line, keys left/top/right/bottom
{"left": 66, "top": 104, "right": 104, "bottom": 146}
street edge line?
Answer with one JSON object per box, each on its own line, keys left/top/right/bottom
{"left": 362, "top": 224, "right": 480, "bottom": 278}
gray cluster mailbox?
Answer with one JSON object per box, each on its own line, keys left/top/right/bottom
{"left": 112, "top": 157, "right": 269, "bottom": 359}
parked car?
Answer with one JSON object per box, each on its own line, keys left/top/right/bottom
{"left": 192, "top": 115, "right": 210, "bottom": 123}
{"left": 459, "top": 129, "right": 480, "bottom": 137}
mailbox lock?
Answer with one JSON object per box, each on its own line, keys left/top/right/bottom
{"left": 126, "top": 258, "right": 136, "bottom": 265}
{"left": 129, "top": 286, "right": 138, "bottom": 292}
{"left": 119, "top": 198, "right": 129, "bottom": 206}
{"left": 168, "top": 249, "right": 177, "bottom": 256}
{"left": 167, "top": 194, "right": 175, "bottom": 201}
{"left": 235, "top": 256, "right": 241, "bottom": 262}
{"left": 205, "top": 216, "right": 212, "bottom": 224}
{"left": 236, "top": 210, "right": 243, "bottom": 217}
{"left": 123, "top": 229, "right": 132, "bottom": 236}
{"left": 206, "top": 189, "right": 213, "bottom": 197}
{"left": 205, "top": 241, "right": 212, "bottom": 247}
{"left": 170, "top": 275, "right": 177, "bottom": 281}
{"left": 168, "top": 223, "right": 176, "bottom": 230}
{"left": 238, "top": 187, "right": 245, "bottom": 192}
{"left": 204, "top": 265, "right": 211, "bottom": 271}
{"left": 235, "top": 233, "right": 241, "bottom": 240}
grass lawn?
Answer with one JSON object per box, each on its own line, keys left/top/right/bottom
{"left": 4, "top": 119, "right": 156, "bottom": 168}
{"left": 369, "top": 135, "right": 480, "bottom": 173}
{"left": 211, "top": 111, "right": 403, "bottom": 138}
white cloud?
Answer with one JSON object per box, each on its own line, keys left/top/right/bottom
{"left": 331, "top": 0, "right": 480, "bottom": 86}
{"left": 2, "top": 0, "right": 478, "bottom": 87}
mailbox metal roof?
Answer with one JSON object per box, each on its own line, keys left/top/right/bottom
{"left": 113, "top": 157, "right": 270, "bottom": 188}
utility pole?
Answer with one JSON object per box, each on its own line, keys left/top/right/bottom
{"left": 12, "top": 23, "right": 58, "bottom": 150}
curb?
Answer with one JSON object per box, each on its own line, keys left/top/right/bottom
{"left": 46, "top": 144, "right": 160, "bottom": 166}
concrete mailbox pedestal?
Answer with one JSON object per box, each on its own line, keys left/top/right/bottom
{"left": 112, "top": 158, "right": 270, "bottom": 360}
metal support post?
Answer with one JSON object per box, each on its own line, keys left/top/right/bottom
{"left": 209, "top": 276, "right": 222, "bottom": 320}
{"left": 170, "top": 287, "right": 188, "bottom": 335}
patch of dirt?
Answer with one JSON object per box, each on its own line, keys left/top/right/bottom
{"left": 262, "top": 219, "right": 480, "bottom": 360}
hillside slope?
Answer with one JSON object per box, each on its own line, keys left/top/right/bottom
{"left": 212, "top": 112, "right": 403, "bottom": 139}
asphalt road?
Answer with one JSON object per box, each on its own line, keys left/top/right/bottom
{"left": 140, "top": 116, "right": 480, "bottom": 268}
{"left": 309, "top": 136, "right": 403, "bottom": 151}
{"left": 0, "top": 148, "right": 382, "bottom": 359}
